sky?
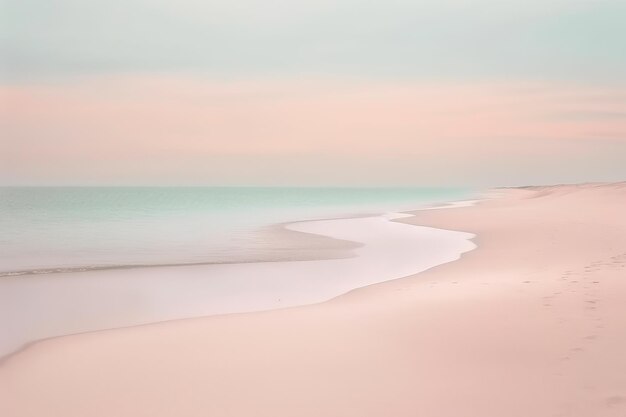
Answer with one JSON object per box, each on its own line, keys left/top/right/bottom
{"left": 1, "top": 0, "right": 625, "bottom": 186}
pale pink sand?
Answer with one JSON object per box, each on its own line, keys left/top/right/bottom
{"left": 2, "top": 183, "right": 626, "bottom": 417}
{"left": 0, "top": 213, "right": 474, "bottom": 357}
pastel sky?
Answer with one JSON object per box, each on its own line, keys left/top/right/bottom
{"left": 1, "top": 0, "right": 625, "bottom": 186}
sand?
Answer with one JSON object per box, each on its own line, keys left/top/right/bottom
{"left": 0, "top": 212, "right": 474, "bottom": 358}
{"left": 1, "top": 182, "right": 626, "bottom": 417}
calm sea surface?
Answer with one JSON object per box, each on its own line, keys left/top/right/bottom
{"left": 0, "top": 187, "right": 472, "bottom": 275}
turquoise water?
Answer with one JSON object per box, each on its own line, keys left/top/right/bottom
{"left": 0, "top": 187, "right": 472, "bottom": 275}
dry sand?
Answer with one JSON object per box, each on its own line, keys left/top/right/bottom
{"left": 1, "top": 182, "right": 626, "bottom": 417}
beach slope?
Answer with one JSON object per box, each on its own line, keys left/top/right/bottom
{"left": 1, "top": 183, "right": 626, "bottom": 417}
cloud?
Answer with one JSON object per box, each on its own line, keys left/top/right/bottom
{"left": 2, "top": 75, "right": 625, "bottom": 185}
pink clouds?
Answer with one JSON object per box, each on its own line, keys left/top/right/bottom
{"left": 2, "top": 76, "right": 625, "bottom": 185}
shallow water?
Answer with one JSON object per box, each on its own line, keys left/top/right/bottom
{"left": 0, "top": 210, "right": 476, "bottom": 357}
{"left": 0, "top": 187, "right": 472, "bottom": 275}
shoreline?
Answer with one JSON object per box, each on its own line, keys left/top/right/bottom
{"left": 3, "top": 183, "right": 625, "bottom": 417}
{"left": 1, "top": 187, "right": 474, "bottom": 278}
{"left": 1, "top": 203, "right": 477, "bottom": 279}
{"left": 0, "top": 199, "right": 476, "bottom": 358}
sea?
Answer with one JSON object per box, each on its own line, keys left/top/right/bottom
{"left": 0, "top": 187, "right": 473, "bottom": 276}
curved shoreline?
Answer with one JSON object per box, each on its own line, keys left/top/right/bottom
{"left": 5, "top": 184, "right": 626, "bottom": 416}
{"left": 0, "top": 201, "right": 477, "bottom": 358}
{"left": 0, "top": 202, "right": 481, "bottom": 279}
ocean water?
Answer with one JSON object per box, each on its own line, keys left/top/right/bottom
{"left": 0, "top": 187, "right": 472, "bottom": 276}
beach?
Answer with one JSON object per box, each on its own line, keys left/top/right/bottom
{"left": 1, "top": 182, "right": 626, "bottom": 417}
{"left": 0, "top": 206, "right": 475, "bottom": 358}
